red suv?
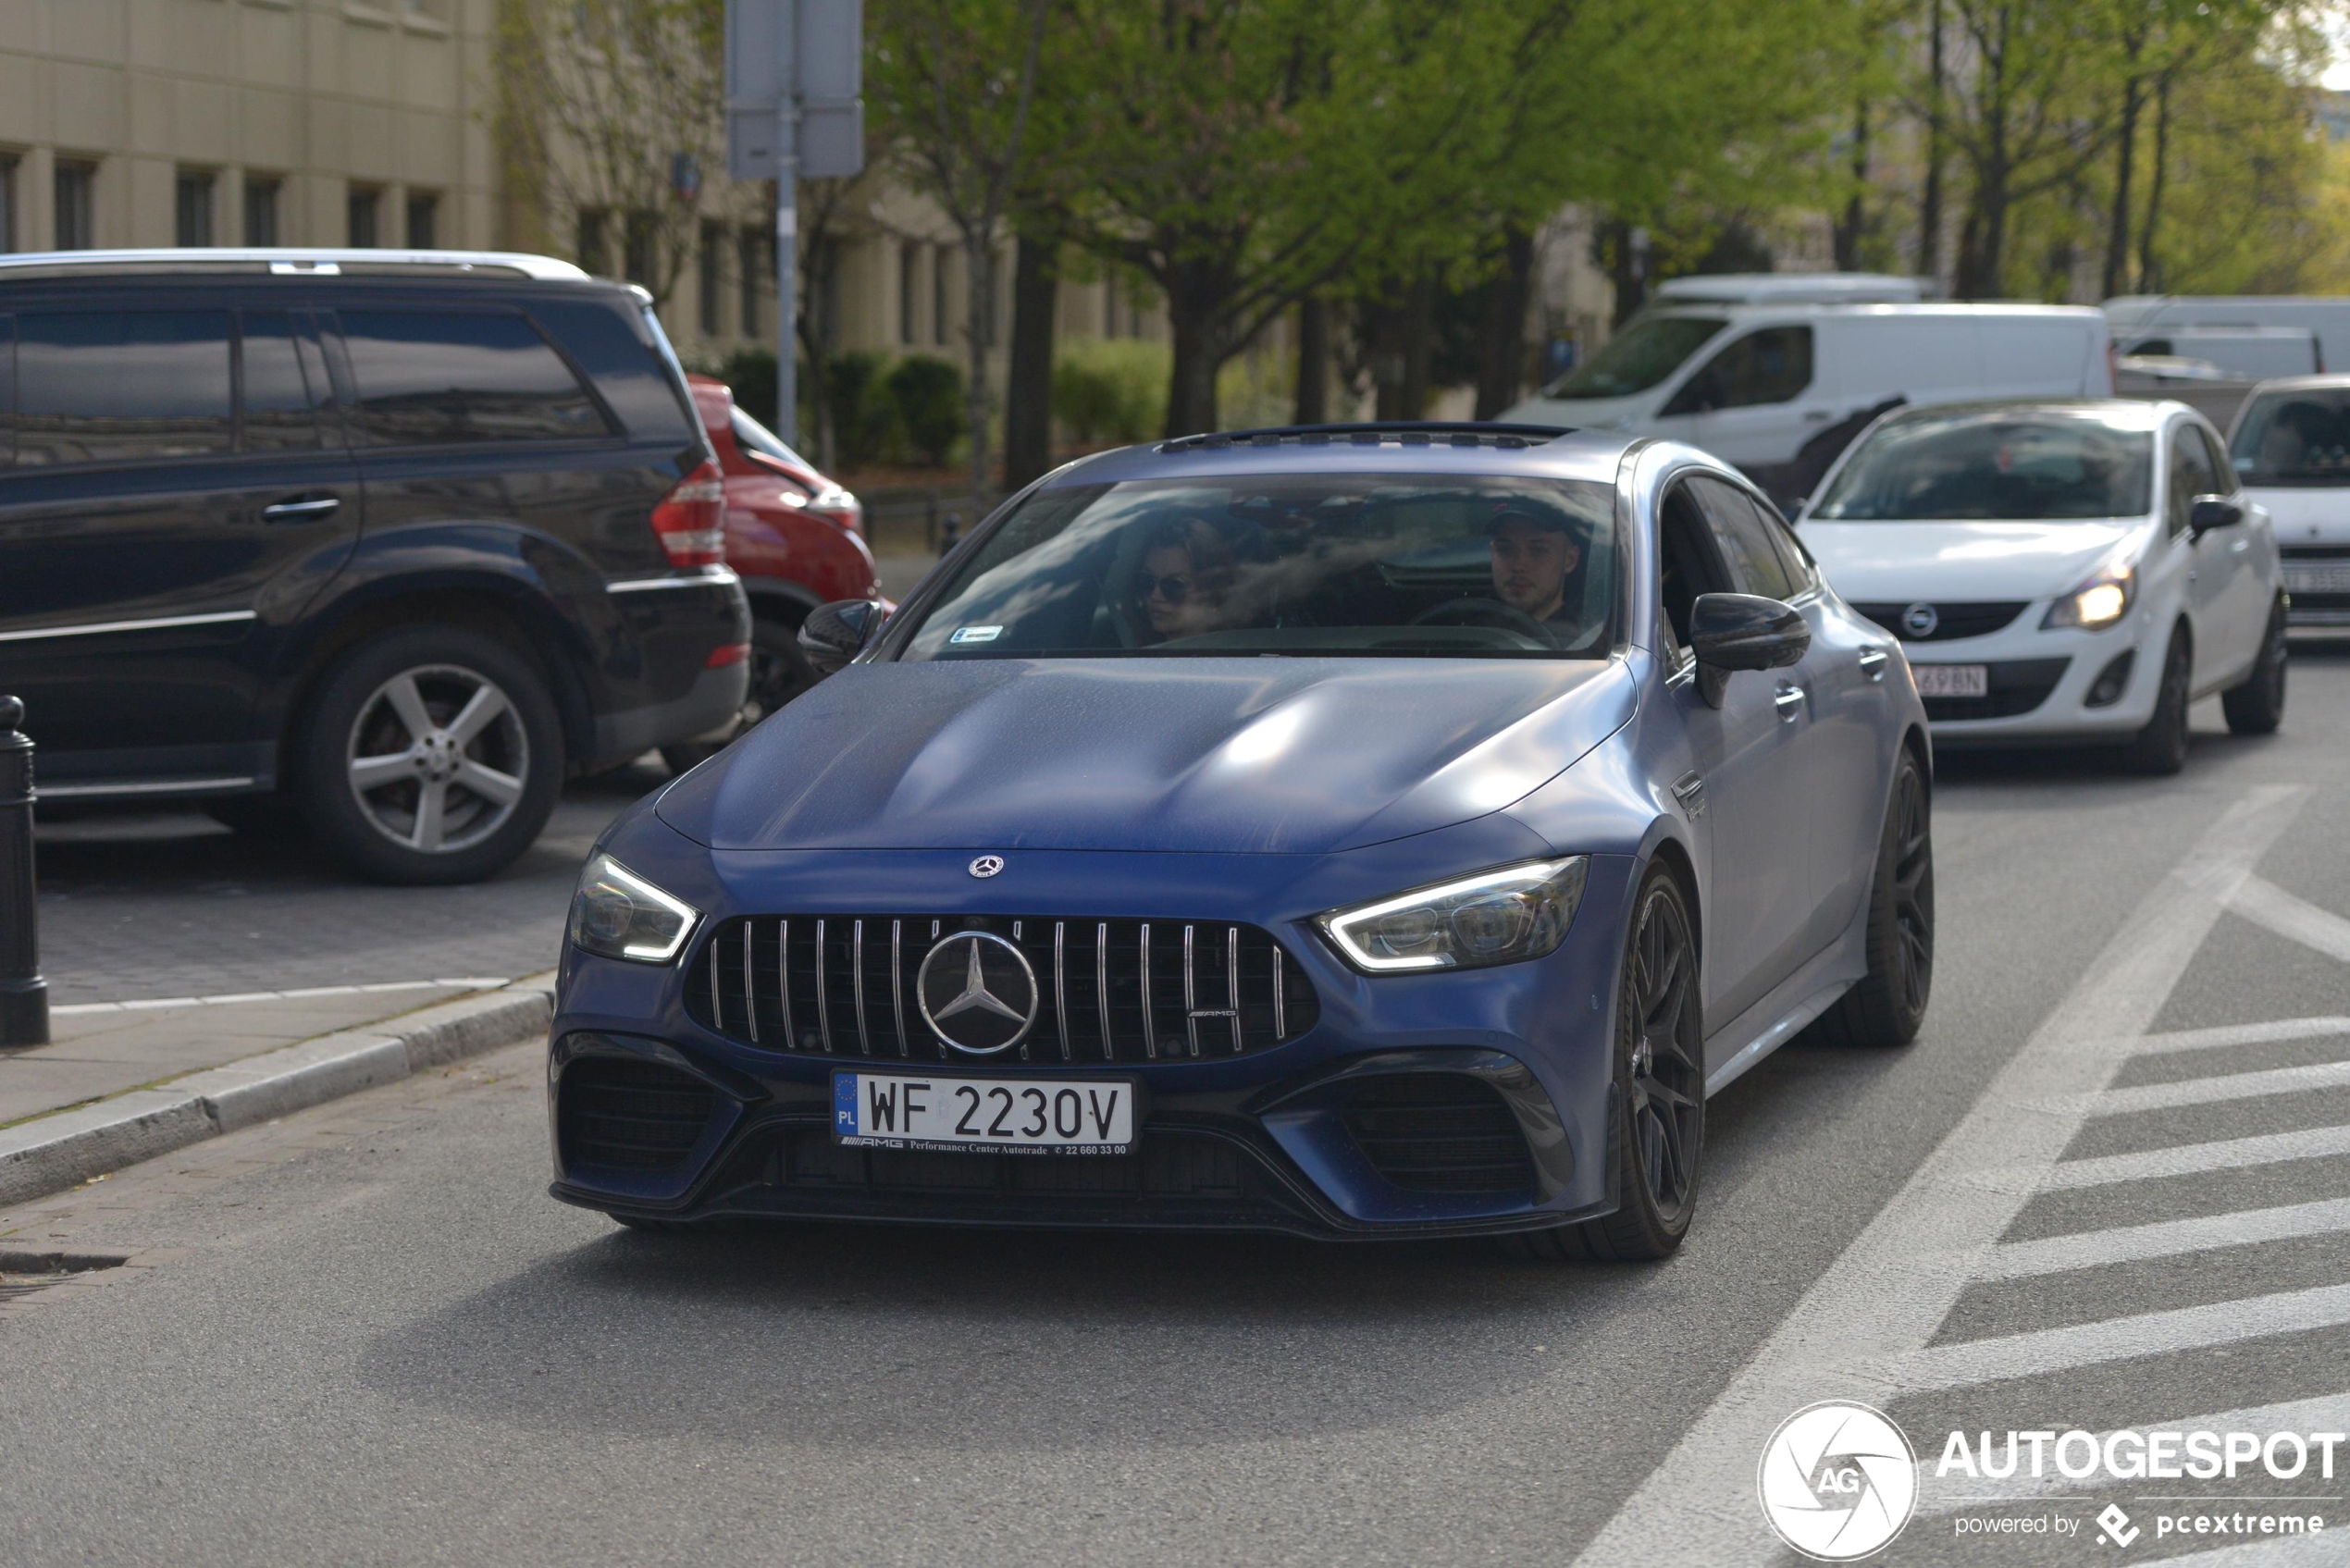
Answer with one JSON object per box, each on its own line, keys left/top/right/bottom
{"left": 667, "top": 375, "right": 877, "bottom": 768}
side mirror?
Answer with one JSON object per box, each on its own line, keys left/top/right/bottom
{"left": 1688, "top": 592, "right": 1809, "bottom": 708}
{"left": 2188, "top": 495, "right": 2243, "bottom": 537}
{"left": 799, "top": 599, "right": 885, "bottom": 676}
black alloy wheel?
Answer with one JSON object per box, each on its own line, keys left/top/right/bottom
{"left": 662, "top": 618, "right": 819, "bottom": 775}
{"left": 1509, "top": 866, "right": 1704, "bottom": 1262}
{"left": 1814, "top": 749, "right": 1934, "bottom": 1049}
{"left": 2123, "top": 628, "right": 2193, "bottom": 776}
{"left": 2220, "top": 598, "right": 2287, "bottom": 736}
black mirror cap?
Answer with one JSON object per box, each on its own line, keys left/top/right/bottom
{"left": 1689, "top": 592, "right": 1810, "bottom": 673}
{"left": 2188, "top": 495, "right": 2244, "bottom": 535}
{"left": 799, "top": 599, "right": 885, "bottom": 675}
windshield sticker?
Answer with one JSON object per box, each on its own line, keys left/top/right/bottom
{"left": 949, "top": 625, "right": 1004, "bottom": 645}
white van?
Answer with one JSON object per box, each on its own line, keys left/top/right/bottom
{"left": 2106, "top": 296, "right": 2350, "bottom": 374}
{"left": 1647, "top": 272, "right": 1929, "bottom": 308}
{"left": 1500, "top": 303, "right": 2113, "bottom": 504}
{"left": 2113, "top": 325, "right": 2320, "bottom": 379}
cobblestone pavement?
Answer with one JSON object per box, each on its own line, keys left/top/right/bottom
{"left": 31, "top": 763, "right": 664, "bottom": 1006}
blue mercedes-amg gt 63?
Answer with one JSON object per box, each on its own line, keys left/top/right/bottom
{"left": 550, "top": 423, "right": 1934, "bottom": 1259}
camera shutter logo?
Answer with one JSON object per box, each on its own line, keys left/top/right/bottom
{"left": 1757, "top": 1401, "right": 1918, "bottom": 1561}
{"left": 916, "top": 931, "right": 1038, "bottom": 1055}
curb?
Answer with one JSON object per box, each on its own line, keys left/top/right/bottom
{"left": 0, "top": 972, "right": 556, "bottom": 1208}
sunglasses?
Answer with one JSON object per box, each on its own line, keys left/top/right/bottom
{"left": 1137, "top": 574, "right": 1193, "bottom": 605}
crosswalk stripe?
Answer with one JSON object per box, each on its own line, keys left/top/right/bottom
{"left": 1896, "top": 1281, "right": 2350, "bottom": 1392}
{"left": 2134, "top": 1017, "right": 2350, "bottom": 1056}
{"left": 2230, "top": 874, "right": 2350, "bottom": 964}
{"left": 1975, "top": 1197, "right": 2350, "bottom": 1279}
{"left": 2082, "top": 1058, "right": 2350, "bottom": 1116}
{"left": 2042, "top": 1125, "right": 2350, "bottom": 1189}
{"left": 2146, "top": 1535, "right": 2343, "bottom": 1567}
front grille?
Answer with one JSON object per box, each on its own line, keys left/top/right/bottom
{"left": 2282, "top": 544, "right": 2350, "bottom": 560}
{"left": 1342, "top": 1074, "right": 1534, "bottom": 1195}
{"left": 686, "top": 915, "right": 1321, "bottom": 1063}
{"left": 1922, "top": 656, "right": 2071, "bottom": 722}
{"left": 2287, "top": 590, "right": 2350, "bottom": 612}
{"left": 559, "top": 1055, "right": 718, "bottom": 1171}
{"left": 1853, "top": 600, "right": 2030, "bottom": 642}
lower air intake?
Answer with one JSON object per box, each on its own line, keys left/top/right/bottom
{"left": 1342, "top": 1074, "right": 1535, "bottom": 1196}
{"left": 560, "top": 1055, "right": 717, "bottom": 1172}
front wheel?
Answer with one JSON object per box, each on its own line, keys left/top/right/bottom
{"left": 2122, "top": 628, "right": 2192, "bottom": 775}
{"left": 1812, "top": 749, "right": 1933, "bottom": 1049}
{"left": 1507, "top": 866, "right": 1704, "bottom": 1262}
{"left": 2220, "top": 598, "right": 2286, "bottom": 736}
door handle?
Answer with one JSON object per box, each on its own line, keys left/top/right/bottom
{"left": 1801, "top": 409, "right": 1832, "bottom": 423}
{"left": 1671, "top": 771, "right": 1706, "bottom": 820}
{"left": 261, "top": 496, "right": 340, "bottom": 523}
{"left": 1775, "top": 685, "right": 1806, "bottom": 722}
{"left": 1858, "top": 648, "right": 1888, "bottom": 683}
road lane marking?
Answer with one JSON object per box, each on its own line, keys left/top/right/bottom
{"left": 2136, "top": 1017, "right": 2350, "bottom": 1056}
{"left": 2039, "top": 1125, "right": 2350, "bottom": 1189}
{"left": 2229, "top": 874, "right": 2350, "bottom": 963}
{"left": 2147, "top": 1535, "right": 2344, "bottom": 1567}
{"left": 2077, "top": 1058, "right": 2350, "bottom": 1116}
{"left": 1973, "top": 1197, "right": 2350, "bottom": 1279}
{"left": 1897, "top": 1281, "right": 2350, "bottom": 1391}
{"left": 1569, "top": 784, "right": 2312, "bottom": 1568}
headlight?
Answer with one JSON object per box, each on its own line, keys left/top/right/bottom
{"left": 2043, "top": 562, "right": 2137, "bottom": 630}
{"left": 568, "top": 854, "right": 701, "bottom": 964}
{"left": 1317, "top": 857, "right": 1589, "bottom": 973}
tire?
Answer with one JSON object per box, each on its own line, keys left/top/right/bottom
{"left": 291, "top": 626, "right": 563, "bottom": 884}
{"left": 1811, "top": 749, "right": 1933, "bottom": 1049}
{"left": 661, "top": 617, "right": 817, "bottom": 774}
{"left": 1507, "top": 865, "right": 1703, "bottom": 1262}
{"left": 2220, "top": 598, "right": 2287, "bottom": 736}
{"left": 2121, "top": 627, "right": 2192, "bottom": 776}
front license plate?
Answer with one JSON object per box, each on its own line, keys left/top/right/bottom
{"left": 2285, "top": 562, "right": 2350, "bottom": 594}
{"left": 1913, "top": 663, "right": 1989, "bottom": 698}
{"left": 833, "top": 1071, "right": 1136, "bottom": 1155}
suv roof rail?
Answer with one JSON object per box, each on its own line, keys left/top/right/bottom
{"left": 0, "top": 248, "right": 593, "bottom": 282}
{"left": 1157, "top": 422, "right": 1572, "bottom": 453}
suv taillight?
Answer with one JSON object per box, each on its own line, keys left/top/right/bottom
{"left": 651, "top": 460, "right": 726, "bottom": 566}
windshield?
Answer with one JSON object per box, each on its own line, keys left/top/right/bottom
{"left": 897, "top": 474, "right": 1620, "bottom": 661}
{"left": 2230, "top": 388, "right": 2350, "bottom": 486}
{"left": 1811, "top": 412, "right": 2155, "bottom": 521}
{"left": 1540, "top": 316, "right": 1725, "bottom": 400}
{"left": 731, "top": 406, "right": 812, "bottom": 471}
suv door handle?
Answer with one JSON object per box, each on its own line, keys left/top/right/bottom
{"left": 1775, "top": 685, "right": 1806, "bottom": 722}
{"left": 1858, "top": 648, "right": 1888, "bottom": 683}
{"left": 262, "top": 496, "right": 340, "bottom": 523}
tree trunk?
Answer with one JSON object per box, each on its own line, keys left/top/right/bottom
{"left": 1603, "top": 218, "right": 1649, "bottom": 327}
{"left": 2138, "top": 79, "right": 2172, "bottom": 293}
{"left": 1396, "top": 272, "right": 1437, "bottom": 420}
{"left": 1473, "top": 226, "right": 1535, "bottom": 420}
{"left": 1293, "top": 297, "right": 1330, "bottom": 425}
{"left": 1919, "top": 0, "right": 1945, "bottom": 282}
{"left": 964, "top": 240, "right": 997, "bottom": 502}
{"left": 2103, "top": 56, "right": 2144, "bottom": 301}
{"left": 1164, "top": 290, "right": 1223, "bottom": 438}
{"left": 1833, "top": 100, "right": 1871, "bottom": 272}
{"left": 1002, "top": 230, "right": 1058, "bottom": 491}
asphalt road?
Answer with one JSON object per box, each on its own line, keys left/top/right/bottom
{"left": 5, "top": 648, "right": 2349, "bottom": 1568}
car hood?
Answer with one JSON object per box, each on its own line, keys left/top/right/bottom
{"left": 1797, "top": 519, "right": 2145, "bottom": 603}
{"left": 657, "top": 657, "right": 1637, "bottom": 855}
{"left": 1496, "top": 391, "right": 1648, "bottom": 431}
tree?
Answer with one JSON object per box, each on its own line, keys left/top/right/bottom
{"left": 869, "top": 0, "right": 1056, "bottom": 500}
{"left": 490, "top": 0, "right": 729, "bottom": 307}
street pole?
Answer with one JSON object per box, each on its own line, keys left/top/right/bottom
{"left": 0, "top": 695, "right": 48, "bottom": 1048}
{"left": 775, "top": 106, "right": 798, "bottom": 451}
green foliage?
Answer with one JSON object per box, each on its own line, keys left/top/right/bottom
{"left": 1050, "top": 339, "right": 1169, "bottom": 446}
{"left": 712, "top": 347, "right": 778, "bottom": 435}
{"left": 828, "top": 352, "right": 902, "bottom": 471}
{"left": 884, "top": 354, "right": 970, "bottom": 467}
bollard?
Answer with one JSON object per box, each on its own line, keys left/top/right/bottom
{"left": 940, "top": 512, "right": 962, "bottom": 555}
{"left": 0, "top": 696, "right": 47, "bottom": 1047}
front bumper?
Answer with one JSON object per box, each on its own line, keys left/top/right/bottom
{"left": 1899, "top": 612, "right": 2162, "bottom": 747}
{"left": 547, "top": 841, "right": 1640, "bottom": 1240}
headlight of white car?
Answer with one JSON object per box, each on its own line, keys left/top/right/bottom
{"left": 1318, "top": 857, "right": 1589, "bottom": 973}
{"left": 568, "top": 854, "right": 701, "bottom": 964}
{"left": 2043, "top": 562, "right": 2137, "bottom": 631}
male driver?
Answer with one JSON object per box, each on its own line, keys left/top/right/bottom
{"left": 1489, "top": 505, "right": 1584, "bottom": 623}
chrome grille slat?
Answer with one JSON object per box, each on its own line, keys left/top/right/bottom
{"left": 1182, "top": 923, "right": 1200, "bottom": 1058}
{"left": 742, "top": 920, "right": 758, "bottom": 1043}
{"left": 852, "top": 920, "right": 871, "bottom": 1056}
{"left": 1054, "top": 921, "right": 1070, "bottom": 1062}
{"left": 891, "top": 920, "right": 907, "bottom": 1058}
{"left": 777, "top": 920, "right": 791, "bottom": 1046}
{"left": 1096, "top": 921, "right": 1112, "bottom": 1062}
{"left": 708, "top": 939, "right": 723, "bottom": 1032}
{"left": 1139, "top": 922, "right": 1156, "bottom": 1059}
{"left": 1273, "top": 945, "right": 1286, "bottom": 1039}
{"left": 815, "top": 917, "right": 834, "bottom": 1054}
{"left": 1228, "top": 925, "right": 1242, "bottom": 1053}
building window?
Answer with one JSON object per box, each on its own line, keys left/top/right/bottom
{"left": 175, "top": 171, "right": 216, "bottom": 247}
{"left": 244, "top": 178, "right": 281, "bottom": 246}
{"left": 0, "top": 155, "right": 17, "bottom": 253}
{"left": 934, "top": 245, "right": 951, "bottom": 348}
{"left": 738, "top": 226, "right": 765, "bottom": 338}
{"left": 623, "top": 209, "right": 656, "bottom": 287}
{"left": 577, "top": 208, "right": 609, "bottom": 275}
{"left": 55, "top": 161, "right": 95, "bottom": 251}
{"left": 898, "top": 241, "right": 920, "bottom": 346}
{"left": 406, "top": 191, "right": 439, "bottom": 249}
{"left": 698, "top": 219, "right": 723, "bottom": 337}
{"left": 348, "top": 186, "right": 380, "bottom": 248}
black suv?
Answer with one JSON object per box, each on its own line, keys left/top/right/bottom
{"left": 0, "top": 249, "right": 749, "bottom": 883}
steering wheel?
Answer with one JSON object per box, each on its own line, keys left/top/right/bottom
{"left": 1409, "top": 597, "right": 1561, "bottom": 648}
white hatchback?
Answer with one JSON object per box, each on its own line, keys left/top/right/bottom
{"left": 1796, "top": 400, "right": 2286, "bottom": 772}
{"left": 2227, "top": 376, "right": 2350, "bottom": 630}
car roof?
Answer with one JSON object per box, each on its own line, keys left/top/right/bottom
{"left": 1641, "top": 302, "right": 2105, "bottom": 325}
{"left": 1041, "top": 425, "right": 1639, "bottom": 489}
{"left": 0, "top": 247, "right": 594, "bottom": 283}
{"left": 1870, "top": 397, "right": 2184, "bottom": 433}
{"left": 2242, "top": 374, "right": 2350, "bottom": 395}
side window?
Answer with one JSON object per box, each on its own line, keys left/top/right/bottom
{"left": 15, "top": 310, "right": 233, "bottom": 467}
{"left": 0, "top": 315, "right": 13, "bottom": 468}
{"left": 1658, "top": 482, "right": 1734, "bottom": 651}
{"left": 1688, "top": 475, "right": 1799, "bottom": 600}
{"left": 239, "top": 311, "right": 322, "bottom": 452}
{"left": 2193, "top": 426, "right": 2236, "bottom": 495}
{"left": 2166, "top": 425, "right": 2220, "bottom": 537}
{"left": 339, "top": 309, "right": 610, "bottom": 446}
{"left": 1661, "top": 326, "right": 1813, "bottom": 415}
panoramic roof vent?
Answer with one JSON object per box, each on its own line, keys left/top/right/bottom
{"left": 1157, "top": 422, "right": 1571, "bottom": 454}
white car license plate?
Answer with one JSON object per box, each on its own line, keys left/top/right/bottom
{"left": 1913, "top": 663, "right": 1989, "bottom": 699}
{"left": 2285, "top": 562, "right": 2350, "bottom": 593}
{"left": 833, "top": 1071, "right": 1136, "bottom": 1155}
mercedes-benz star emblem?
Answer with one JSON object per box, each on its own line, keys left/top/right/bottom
{"left": 916, "top": 931, "right": 1039, "bottom": 1055}
{"left": 968, "top": 855, "right": 1006, "bottom": 879}
{"left": 1900, "top": 601, "right": 1940, "bottom": 639}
